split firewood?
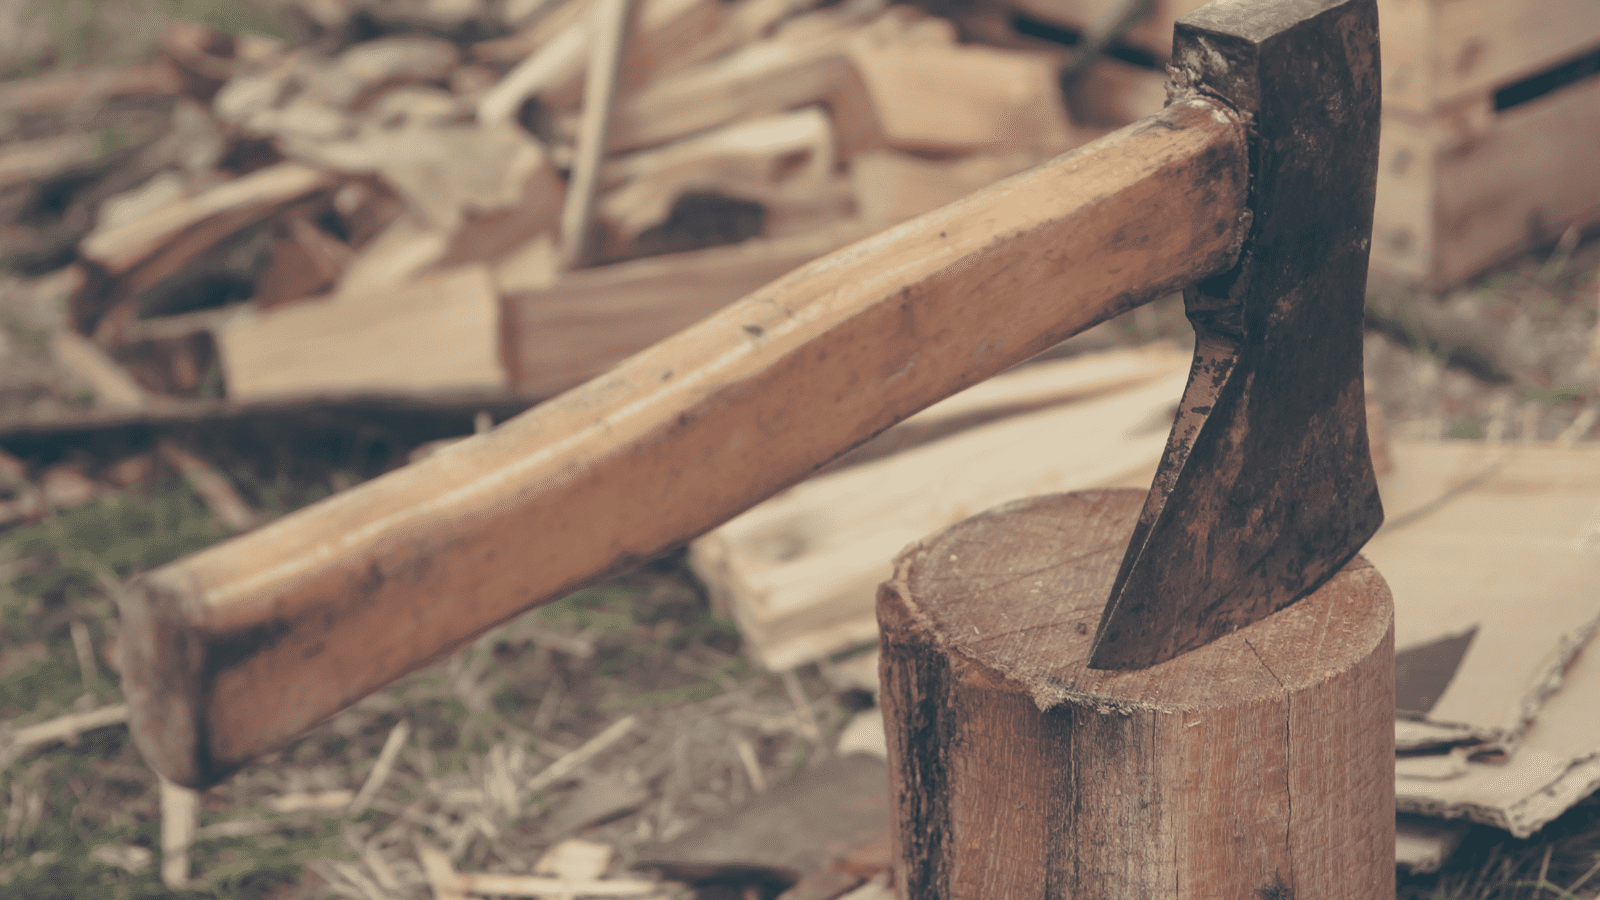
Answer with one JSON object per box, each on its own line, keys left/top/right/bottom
{"left": 49, "top": 330, "right": 147, "bottom": 411}
{"left": 0, "top": 61, "right": 183, "bottom": 114}
{"left": 501, "top": 221, "right": 872, "bottom": 396}
{"left": 219, "top": 264, "right": 506, "bottom": 400}
{"left": 593, "top": 6, "right": 1073, "bottom": 157}
{"left": 592, "top": 9, "right": 869, "bottom": 154}
{"left": 0, "top": 134, "right": 103, "bottom": 192}
{"left": 79, "top": 163, "right": 338, "bottom": 342}
{"left": 477, "top": 0, "right": 730, "bottom": 126}
{"left": 294, "top": 121, "right": 558, "bottom": 235}
{"left": 843, "top": 10, "right": 1075, "bottom": 155}
{"left": 597, "top": 107, "right": 835, "bottom": 244}
{"left": 849, "top": 150, "right": 1039, "bottom": 229}
{"left": 252, "top": 208, "right": 354, "bottom": 309}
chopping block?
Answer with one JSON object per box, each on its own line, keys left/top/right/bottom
{"left": 878, "top": 491, "right": 1393, "bottom": 898}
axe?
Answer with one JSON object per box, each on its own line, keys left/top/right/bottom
{"left": 119, "top": 0, "right": 1382, "bottom": 789}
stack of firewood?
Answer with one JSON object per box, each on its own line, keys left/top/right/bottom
{"left": 6, "top": 0, "right": 1201, "bottom": 409}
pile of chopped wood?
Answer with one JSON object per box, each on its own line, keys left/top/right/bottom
{"left": 2, "top": 0, "right": 1197, "bottom": 411}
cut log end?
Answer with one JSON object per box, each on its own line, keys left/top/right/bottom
{"left": 877, "top": 488, "right": 1394, "bottom": 899}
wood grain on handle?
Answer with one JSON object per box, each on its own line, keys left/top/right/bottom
{"left": 119, "top": 99, "right": 1248, "bottom": 788}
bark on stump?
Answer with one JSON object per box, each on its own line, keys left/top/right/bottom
{"left": 877, "top": 489, "right": 1394, "bottom": 899}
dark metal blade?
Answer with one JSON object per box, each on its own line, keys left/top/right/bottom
{"left": 1087, "top": 0, "right": 1385, "bottom": 670}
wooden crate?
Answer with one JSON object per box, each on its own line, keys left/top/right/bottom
{"left": 1372, "top": 0, "right": 1600, "bottom": 288}
{"left": 987, "top": 0, "right": 1600, "bottom": 290}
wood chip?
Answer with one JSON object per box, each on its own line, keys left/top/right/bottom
{"left": 265, "top": 790, "right": 356, "bottom": 814}
{"left": 350, "top": 719, "right": 411, "bottom": 815}
{"left": 528, "top": 715, "right": 637, "bottom": 793}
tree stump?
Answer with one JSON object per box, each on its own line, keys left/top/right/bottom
{"left": 877, "top": 489, "right": 1394, "bottom": 899}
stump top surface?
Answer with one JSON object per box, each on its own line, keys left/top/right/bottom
{"left": 889, "top": 489, "right": 1392, "bottom": 713}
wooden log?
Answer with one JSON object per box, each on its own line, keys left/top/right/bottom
{"left": 118, "top": 99, "right": 1246, "bottom": 787}
{"left": 877, "top": 489, "right": 1395, "bottom": 899}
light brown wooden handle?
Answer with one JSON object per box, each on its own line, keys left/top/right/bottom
{"left": 119, "top": 99, "right": 1248, "bottom": 787}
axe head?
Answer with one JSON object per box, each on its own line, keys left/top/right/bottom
{"left": 1087, "top": 0, "right": 1384, "bottom": 670}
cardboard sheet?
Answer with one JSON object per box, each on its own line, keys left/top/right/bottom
{"left": 1366, "top": 439, "right": 1600, "bottom": 748}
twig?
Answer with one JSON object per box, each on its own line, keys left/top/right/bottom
{"left": 69, "top": 621, "right": 99, "bottom": 695}
{"left": 457, "top": 871, "right": 660, "bottom": 897}
{"left": 160, "top": 777, "right": 198, "bottom": 889}
{"left": 1060, "top": 0, "right": 1157, "bottom": 83}
{"left": 477, "top": 17, "right": 591, "bottom": 125}
{"left": 528, "top": 715, "right": 637, "bottom": 793}
{"left": 350, "top": 719, "right": 411, "bottom": 816}
{"left": 158, "top": 439, "right": 257, "bottom": 531}
{"left": 781, "top": 670, "right": 821, "bottom": 743}
{"left": 266, "top": 790, "right": 355, "bottom": 813}
{"left": 0, "top": 703, "right": 129, "bottom": 769}
{"left": 416, "top": 840, "right": 470, "bottom": 900}
{"left": 558, "top": 0, "right": 638, "bottom": 270}
{"left": 734, "top": 737, "right": 765, "bottom": 793}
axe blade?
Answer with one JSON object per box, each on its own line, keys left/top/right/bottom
{"left": 1087, "top": 0, "right": 1384, "bottom": 670}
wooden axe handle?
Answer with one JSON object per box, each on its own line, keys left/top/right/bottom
{"left": 120, "top": 100, "right": 1247, "bottom": 787}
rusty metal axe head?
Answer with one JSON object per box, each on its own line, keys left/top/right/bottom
{"left": 1087, "top": 0, "right": 1384, "bottom": 670}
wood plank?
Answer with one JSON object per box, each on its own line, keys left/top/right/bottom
{"left": 690, "top": 359, "right": 1190, "bottom": 670}
{"left": 118, "top": 101, "right": 1245, "bottom": 787}
{"left": 217, "top": 265, "right": 506, "bottom": 400}
{"left": 1427, "top": 0, "right": 1600, "bottom": 107}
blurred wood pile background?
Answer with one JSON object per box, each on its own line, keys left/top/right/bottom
{"left": 2, "top": 0, "right": 1597, "bottom": 409}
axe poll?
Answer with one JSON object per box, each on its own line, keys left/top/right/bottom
{"left": 119, "top": 0, "right": 1380, "bottom": 789}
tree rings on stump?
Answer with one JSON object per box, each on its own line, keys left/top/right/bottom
{"left": 877, "top": 488, "right": 1394, "bottom": 899}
